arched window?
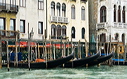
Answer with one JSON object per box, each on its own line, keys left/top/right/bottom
{"left": 71, "top": 27, "right": 75, "bottom": 38}
{"left": 122, "top": 34, "right": 125, "bottom": 44}
{"left": 62, "top": 3, "right": 66, "bottom": 17}
{"left": 62, "top": 25, "right": 66, "bottom": 37}
{"left": 100, "top": 6, "right": 106, "bottom": 22}
{"left": 82, "top": 28, "right": 85, "bottom": 39}
{"left": 81, "top": 6, "right": 85, "bottom": 20}
{"left": 71, "top": 5, "right": 75, "bottom": 19}
{"left": 115, "top": 33, "right": 119, "bottom": 40}
{"left": 114, "top": 5, "right": 116, "bottom": 22}
{"left": 51, "top": 1, "right": 55, "bottom": 16}
{"left": 57, "top": 2, "right": 61, "bottom": 16}
{"left": 100, "top": 33, "right": 106, "bottom": 42}
{"left": 118, "top": 6, "right": 121, "bottom": 22}
{"left": 57, "top": 25, "right": 61, "bottom": 37}
{"left": 122, "top": 6, "right": 125, "bottom": 23}
{"left": 51, "top": 24, "right": 56, "bottom": 38}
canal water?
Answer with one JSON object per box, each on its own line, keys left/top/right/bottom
{"left": 0, "top": 65, "right": 127, "bottom": 79}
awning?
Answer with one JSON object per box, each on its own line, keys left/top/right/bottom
{"left": 8, "top": 41, "right": 37, "bottom": 47}
{"left": 43, "top": 43, "right": 72, "bottom": 49}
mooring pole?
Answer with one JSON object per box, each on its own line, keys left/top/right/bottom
{"left": 0, "top": 34, "right": 2, "bottom": 69}
{"left": 6, "top": 41, "right": 10, "bottom": 71}
{"left": 28, "top": 23, "right": 31, "bottom": 71}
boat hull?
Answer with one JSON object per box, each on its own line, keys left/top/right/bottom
{"left": 9, "top": 53, "right": 74, "bottom": 69}
{"left": 62, "top": 52, "right": 100, "bottom": 68}
{"left": 84, "top": 52, "right": 114, "bottom": 67}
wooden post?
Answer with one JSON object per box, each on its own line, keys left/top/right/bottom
{"left": 67, "top": 39, "right": 69, "bottom": 56}
{"left": 0, "top": 34, "right": 2, "bottom": 69}
{"left": 78, "top": 40, "right": 81, "bottom": 58}
{"left": 15, "top": 33, "right": 18, "bottom": 67}
{"left": 6, "top": 41, "right": 10, "bottom": 71}
{"left": 28, "top": 23, "right": 31, "bottom": 70}
{"left": 37, "top": 43, "right": 40, "bottom": 59}
{"left": 84, "top": 34, "right": 88, "bottom": 57}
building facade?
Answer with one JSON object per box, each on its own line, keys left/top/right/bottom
{"left": 47, "top": 0, "right": 89, "bottom": 43}
{"left": 0, "top": 0, "right": 89, "bottom": 42}
{"left": 89, "top": 0, "right": 127, "bottom": 58}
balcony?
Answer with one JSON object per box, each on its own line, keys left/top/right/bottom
{"left": 113, "top": 23, "right": 127, "bottom": 28}
{"left": 96, "top": 22, "right": 127, "bottom": 30}
{"left": 80, "top": 0, "right": 87, "bottom": 3}
{"left": 50, "top": 16, "right": 68, "bottom": 24}
{"left": 96, "top": 22, "right": 108, "bottom": 30}
{"left": 70, "top": 0, "right": 76, "bottom": 2}
{"left": 0, "top": 3, "right": 18, "bottom": 13}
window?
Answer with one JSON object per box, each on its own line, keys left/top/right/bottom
{"left": 57, "top": 25, "right": 61, "bottom": 37}
{"left": 10, "top": 19, "right": 15, "bottom": 36}
{"left": 20, "top": 20, "right": 25, "bottom": 33}
{"left": 100, "top": 6, "right": 106, "bottom": 22}
{"left": 62, "top": 25, "right": 66, "bottom": 37}
{"left": 71, "top": 5, "right": 75, "bottom": 19}
{"left": 81, "top": 6, "right": 85, "bottom": 20}
{"left": 57, "top": 2, "right": 61, "bottom": 16}
{"left": 114, "top": 5, "right": 116, "bottom": 22}
{"left": 100, "top": 33, "right": 106, "bottom": 42}
{"left": 38, "top": 22, "right": 43, "bottom": 34}
{"left": 122, "top": 34, "right": 125, "bottom": 44}
{"left": 82, "top": 28, "right": 85, "bottom": 39}
{"left": 19, "top": 0, "right": 26, "bottom": 7}
{"left": 51, "top": 1, "right": 55, "bottom": 16}
{"left": 0, "top": 0, "right": 6, "bottom": 3}
{"left": 118, "top": 6, "right": 121, "bottom": 22}
{"left": 122, "top": 6, "right": 125, "bottom": 23}
{"left": 115, "top": 33, "right": 119, "bottom": 40}
{"left": 38, "top": 0, "right": 44, "bottom": 10}
{"left": 51, "top": 24, "right": 56, "bottom": 38}
{"left": 0, "top": 18, "right": 5, "bottom": 35}
{"left": 71, "top": 27, "right": 75, "bottom": 38}
{"left": 62, "top": 3, "right": 66, "bottom": 17}
{"left": 10, "top": 0, "right": 16, "bottom": 5}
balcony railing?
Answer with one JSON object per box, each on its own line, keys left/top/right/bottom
{"left": 113, "top": 23, "right": 127, "bottom": 28}
{"left": 50, "top": 16, "right": 68, "bottom": 24}
{"left": 0, "top": 3, "right": 18, "bottom": 13}
{"left": 96, "top": 22, "right": 127, "bottom": 30}
{"left": 96, "top": 22, "right": 108, "bottom": 30}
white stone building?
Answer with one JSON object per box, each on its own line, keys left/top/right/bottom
{"left": 89, "top": 0, "right": 127, "bottom": 57}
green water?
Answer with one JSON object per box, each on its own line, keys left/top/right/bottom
{"left": 0, "top": 66, "right": 127, "bottom": 79}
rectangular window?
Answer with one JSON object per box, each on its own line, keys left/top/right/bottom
{"left": 0, "top": 0, "right": 5, "bottom": 3}
{"left": 81, "top": 8, "right": 85, "bottom": 20}
{"left": 0, "top": 18, "right": 5, "bottom": 35}
{"left": 10, "top": 0, "right": 16, "bottom": 5}
{"left": 38, "top": 22, "right": 43, "bottom": 34}
{"left": 19, "top": 0, "right": 26, "bottom": 7}
{"left": 20, "top": 20, "right": 25, "bottom": 33}
{"left": 38, "top": 0, "right": 44, "bottom": 10}
{"left": 71, "top": 6, "right": 75, "bottom": 19}
{"left": 10, "top": 19, "right": 15, "bottom": 36}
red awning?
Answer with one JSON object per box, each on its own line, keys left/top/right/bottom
{"left": 8, "top": 41, "right": 37, "bottom": 47}
{"left": 45, "top": 43, "right": 72, "bottom": 48}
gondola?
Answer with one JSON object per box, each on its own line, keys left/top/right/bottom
{"left": 9, "top": 52, "right": 74, "bottom": 69}
{"left": 84, "top": 52, "right": 114, "bottom": 67}
{"left": 61, "top": 52, "right": 100, "bottom": 68}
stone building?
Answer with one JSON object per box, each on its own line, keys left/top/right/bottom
{"left": 89, "top": 0, "right": 127, "bottom": 59}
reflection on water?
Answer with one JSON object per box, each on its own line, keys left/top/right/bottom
{"left": 0, "top": 66, "right": 127, "bottom": 79}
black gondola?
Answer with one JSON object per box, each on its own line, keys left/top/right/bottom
{"left": 84, "top": 52, "right": 114, "bottom": 67}
{"left": 62, "top": 52, "right": 100, "bottom": 68}
{"left": 9, "top": 52, "right": 74, "bottom": 69}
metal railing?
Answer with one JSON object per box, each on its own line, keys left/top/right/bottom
{"left": 0, "top": 3, "right": 18, "bottom": 13}
{"left": 50, "top": 16, "right": 68, "bottom": 23}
